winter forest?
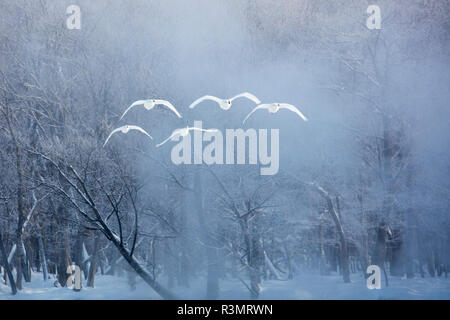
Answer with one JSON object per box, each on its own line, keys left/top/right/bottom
{"left": 0, "top": 0, "right": 449, "bottom": 300}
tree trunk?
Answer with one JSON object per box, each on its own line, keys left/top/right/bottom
{"left": 38, "top": 235, "right": 48, "bottom": 281}
{"left": 113, "top": 240, "right": 177, "bottom": 299}
{"left": 194, "top": 172, "right": 219, "bottom": 299}
{"left": 315, "top": 185, "right": 350, "bottom": 283}
{"left": 56, "top": 228, "right": 71, "bottom": 286}
{"left": 0, "top": 233, "right": 17, "bottom": 295}
{"left": 54, "top": 202, "right": 72, "bottom": 287}
{"left": 206, "top": 247, "right": 219, "bottom": 299}
{"left": 373, "top": 223, "right": 391, "bottom": 286}
{"left": 73, "top": 228, "right": 84, "bottom": 279}
{"left": 357, "top": 193, "right": 369, "bottom": 277}
{"left": 87, "top": 232, "right": 100, "bottom": 287}
{"left": 5, "top": 111, "right": 30, "bottom": 289}
{"left": 242, "top": 218, "right": 261, "bottom": 298}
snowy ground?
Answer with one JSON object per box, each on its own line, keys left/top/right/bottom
{"left": 1, "top": 272, "right": 449, "bottom": 300}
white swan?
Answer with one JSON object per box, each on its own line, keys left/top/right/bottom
{"left": 120, "top": 99, "right": 182, "bottom": 120}
{"left": 243, "top": 103, "right": 308, "bottom": 124}
{"left": 156, "top": 126, "right": 218, "bottom": 148}
{"left": 103, "top": 125, "right": 153, "bottom": 147}
{"left": 188, "top": 92, "right": 261, "bottom": 110}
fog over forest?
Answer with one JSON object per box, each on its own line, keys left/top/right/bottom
{"left": 0, "top": 0, "right": 449, "bottom": 299}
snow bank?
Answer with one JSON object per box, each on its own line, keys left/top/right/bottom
{"left": 0, "top": 272, "right": 448, "bottom": 300}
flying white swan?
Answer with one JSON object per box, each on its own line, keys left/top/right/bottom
{"left": 242, "top": 103, "right": 308, "bottom": 124}
{"left": 188, "top": 92, "right": 261, "bottom": 110}
{"left": 120, "top": 99, "right": 182, "bottom": 120}
{"left": 103, "top": 125, "right": 153, "bottom": 147}
{"left": 156, "top": 126, "right": 219, "bottom": 148}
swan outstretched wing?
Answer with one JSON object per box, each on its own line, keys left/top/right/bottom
{"left": 230, "top": 92, "right": 261, "bottom": 104}
{"left": 189, "top": 127, "right": 219, "bottom": 133}
{"left": 242, "top": 104, "right": 270, "bottom": 124}
{"left": 156, "top": 130, "right": 181, "bottom": 148}
{"left": 279, "top": 104, "right": 308, "bottom": 121}
{"left": 103, "top": 126, "right": 126, "bottom": 147}
{"left": 155, "top": 100, "right": 182, "bottom": 118}
{"left": 188, "top": 95, "right": 223, "bottom": 109}
{"left": 157, "top": 127, "right": 218, "bottom": 147}
{"left": 120, "top": 100, "right": 147, "bottom": 120}
{"left": 127, "top": 125, "right": 153, "bottom": 140}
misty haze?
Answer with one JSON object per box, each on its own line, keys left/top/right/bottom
{"left": 0, "top": 0, "right": 449, "bottom": 300}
